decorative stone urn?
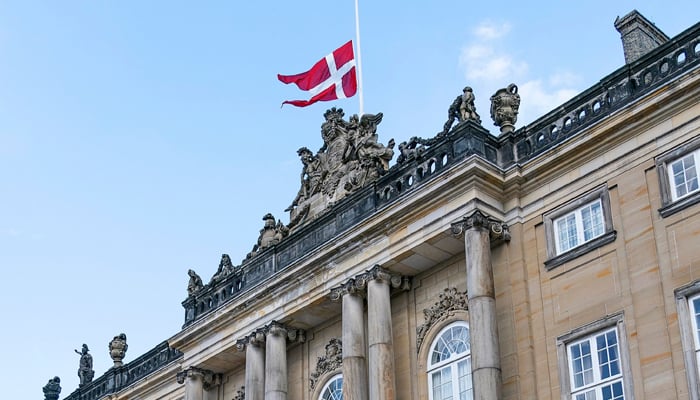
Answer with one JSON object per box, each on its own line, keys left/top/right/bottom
{"left": 109, "top": 333, "right": 128, "bottom": 367}
{"left": 490, "top": 83, "right": 521, "bottom": 134}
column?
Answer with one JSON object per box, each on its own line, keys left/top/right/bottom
{"left": 176, "top": 367, "right": 218, "bottom": 400}
{"left": 364, "top": 266, "right": 403, "bottom": 400}
{"left": 451, "top": 210, "right": 510, "bottom": 400}
{"left": 265, "top": 322, "right": 289, "bottom": 400}
{"left": 330, "top": 279, "right": 369, "bottom": 400}
{"left": 237, "top": 331, "right": 266, "bottom": 400}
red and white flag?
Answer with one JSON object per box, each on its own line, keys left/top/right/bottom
{"left": 278, "top": 40, "right": 357, "bottom": 107}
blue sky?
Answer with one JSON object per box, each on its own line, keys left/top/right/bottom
{"left": 0, "top": 2, "right": 698, "bottom": 399}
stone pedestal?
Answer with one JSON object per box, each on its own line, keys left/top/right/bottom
{"left": 265, "top": 323, "right": 288, "bottom": 400}
{"left": 452, "top": 210, "right": 510, "bottom": 400}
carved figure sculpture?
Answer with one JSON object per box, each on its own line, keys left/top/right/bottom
{"left": 460, "top": 87, "right": 481, "bottom": 123}
{"left": 74, "top": 344, "right": 94, "bottom": 387}
{"left": 43, "top": 377, "right": 61, "bottom": 400}
{"left": 187, "top": 269, "right": 204, "bottom": 296}
{"left": 246, "top": 213, "right": 290, "bottom": 260}
{"left": 443, "top": 86, "right": 482, "bottom": 134}
{"left": 490, "top": 83, "right": 520, "bottom": 133}
{"left": 109, "top": 333, "right": 128, "bottom": 367}
{"left": 286, "top": 108, "right": 394, "bottom": 230}
{"left": 210, "top": 254, "right": 234, "bottom": 283}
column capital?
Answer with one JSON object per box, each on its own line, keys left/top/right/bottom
{"left": 329, "top": 278, "right": 365, "bottom": 302}
{"left": 451, "top": 210, "right": 510, "bottom": 243}
{"left": 358, "top": 265, "right": 411, "bottom": 290}
{"left": 236, "top": 329, "right": 267, "bottom": 351}
{"left": 263, "top": 321, "right": 307, "bottom": 343}
{"left": 176, "top": 366, "right": 221, "bottom": 389}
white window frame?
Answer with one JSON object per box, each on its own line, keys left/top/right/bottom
{"left": 656, "top": 136, "right": 700, "bottom": 218}
{"left": 557, "top": 313, "right": 634, "bottom": 400}
{"left": 675, "top": 281, "right": 700, "bottom": 400}
{"left": 318, "top": 373, "right": 343, "bottom": 400}
{"left": 553, "top": 198, "right": 605, "bottom": 255}
{"left": 566, "top": 328, "right": 624, "bottom": 399}
{"left": 667, "top": 149, "right": 700, "bottom": 202}
{"left": 427, "top": 321, "right": 473, "bottom": 400}
{"left": 544, "top": 185, "right": 616, "bottom": 270}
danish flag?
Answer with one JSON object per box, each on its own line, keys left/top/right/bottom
{"left": 278, "top": 40, "right": 357, "bottom": 107}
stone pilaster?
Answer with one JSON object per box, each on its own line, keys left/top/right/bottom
{"left": 451, "top": 210, "right": 509, "bottom": 400}
{"left": 176, "top": 367, "right": 220, "bottom": 400}
{"left": 237, "top": 331, "right": 267, "bottom": 400}
{"left": 358, "top": 266, "right": 407, "bottom": 400}
{"left": 330, "top": 279, "right": 368, "bottom": 400}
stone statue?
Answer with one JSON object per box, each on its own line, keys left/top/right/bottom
{"left": 43, "top": 376, "right": 61, "bottom": 400}
{"left": 74, "top": 344, "right": 94, "bottom": 387}
{"left": 210, "top": 253, "right": 235, "bottom": 283}
{"left": 287, "top": 108, "right": 394, "bottom": 229}
{"left": 109, "top": 333, "right": 128, "bottom": 367}
{"left": 490, "top": 83, "right": 520, "bottom": 133}
{"left": 443, "top": 86, "right": 482, "bottom": 134}
{"left": 246, "top": 213, "right": 289, "bottom": 260}
{"left": 460, "top": 87, "right": 481, "bottom": 123}
{"left": 187, "top": 269, "right": 204, "bottom": 296}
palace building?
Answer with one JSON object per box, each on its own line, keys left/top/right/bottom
{"left": 46, "top": 10, "right": 700, "bottom": 400}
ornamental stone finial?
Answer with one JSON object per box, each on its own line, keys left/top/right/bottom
{"left": 490, "top": 83, "right": 520, "bottom": 134}
{"left": 43, "top": 377, "right": 61, "bottom": 400}
{"left": 109, "top": 333, "right": 128, "bottom": 367}
{"left": 451, "top": 210, "right": 511, "bottom": 243}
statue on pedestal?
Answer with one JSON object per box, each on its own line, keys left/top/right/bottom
{"left": 74, "top": 344, "right": 94, "bottom": 387}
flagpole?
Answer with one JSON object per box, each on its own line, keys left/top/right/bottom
{"left": 354, "top": 0, "right": 364, "bottom": 117}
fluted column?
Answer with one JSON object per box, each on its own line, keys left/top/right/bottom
{"left": 330, "top": 279, "right": 369, "bottom": 400}
{"left": 361, "top": 266, "right": 407, "bottom": 400}
{"left": 176, "top": 367, "right": 219, "bottom": 400}
{"left": 237, "top": 331, "right": 266, "bottom": 400}
{"left": 452, "top": 210, "right": 510, "bottom": 400}
{"left": 260, "top": 321, "right": 305, "bottom": 400}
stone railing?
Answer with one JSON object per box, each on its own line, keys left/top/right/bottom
{"left": 62, "top": 341, "right": 182, "bottom": 400}
{"left": 182, "top": 21, "right": 700, "bottom": 328}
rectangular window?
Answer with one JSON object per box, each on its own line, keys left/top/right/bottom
{"left": 674, "top": 281, "right": 700, "bottom": 400}
{"left": 544, "top": 185, "right": 616, "bottom": 270}
{"left": 669, "top": 151, "right": 700, "bottom": 201}
{"left": 656, "top": 137, "right": 700, "bottom": 217}
{"left": 557, "top": 313, "right": 632, "bottom": 400}
{"left": 554, "top": 199, "right": 605, "bottom": 254}
{"left": 567, "top": 328, "right": 625, "bottom": 400}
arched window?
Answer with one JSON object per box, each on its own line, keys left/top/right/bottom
{"left": 319, "top": 373, "right": 343, "bottom": 400}
{"left": 427, "top": 322, "right": 472, "bottom": 400}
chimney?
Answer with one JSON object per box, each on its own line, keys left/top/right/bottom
{"left": 614, "top": 10, "right": 669, "bottom": 64}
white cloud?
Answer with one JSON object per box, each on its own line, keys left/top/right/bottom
{"left": 459, "top": 46, "right": 527, "bottom": 82}
{"left": 517, "top": 80, "right": 580, "bottom": 124}
{"left": 473, "top": 21, "right": 511, "bottom": 40}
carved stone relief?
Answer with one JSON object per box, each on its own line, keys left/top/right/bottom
{"left": 233, "top": 386, "right": 245, "bottom": 400}
{"left": 416, "top": 287, "right": 469, "bottom": 351}
{"left": 309, "top": 338, "right": 343, "bottom": 391}
{"left": 246, "top": 213, "right": 289, "bottom": 260}
{"left": 287, "top": 108, "right": 395, "bottom": 230}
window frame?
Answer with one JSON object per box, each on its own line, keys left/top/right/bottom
{"left": 318, "top": 373, "right": 343, "bottom": 400}
{"left": 556, "top": 312, "right": 634, "bottom": 400}
{"left": 656, "top": 136, "right": 700, "bottom": 217}
{"left": 426, "top": 321, "right": 473, "bottom": 400}
{"left": 675, "top": 281, "right": 700, "bottom": 400}
{"left": 544, "top": 185, "right": 616, "bottom": 270}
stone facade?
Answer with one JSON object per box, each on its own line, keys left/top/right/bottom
{"left": 54, "top": 13, "right": 700, "bottom": 400}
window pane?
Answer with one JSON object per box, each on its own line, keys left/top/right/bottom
{"left": 321, "top": 375, "right": 343, "bottom": 400}
{"left": 570, "top": 340, "right": 593, "bottom": 388}
{"left": 457, "top": 359, "right": 473, "bottom": 400}
{"left": 431, "top": 325, "right": 470, "bottom": 366}
{"left": 671, "top": 155, "right": 699, "bottom": 199}
{"left": 596, "top": 330, "right": 620, "bottom": 380}
{"left": 692, "top": 297, "right": 700, "bottom": 346}
{"left": 601, "top": 380, "right": 624, "bottom": 400}
{"left": 557, "top": 213, "right": 578, "bottom": 253}
{"left": 582, "top": 201, "right": 604, "bottom": 241}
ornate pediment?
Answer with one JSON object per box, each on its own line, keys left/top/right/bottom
{"left": 309, "top": 338, "right": 342, "bottom": 391}
{"left": 416, "top": 287, "right": 468, "bottom": 351}
{"left": 287, "top": 108, "right": 394, "bottom": 230}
